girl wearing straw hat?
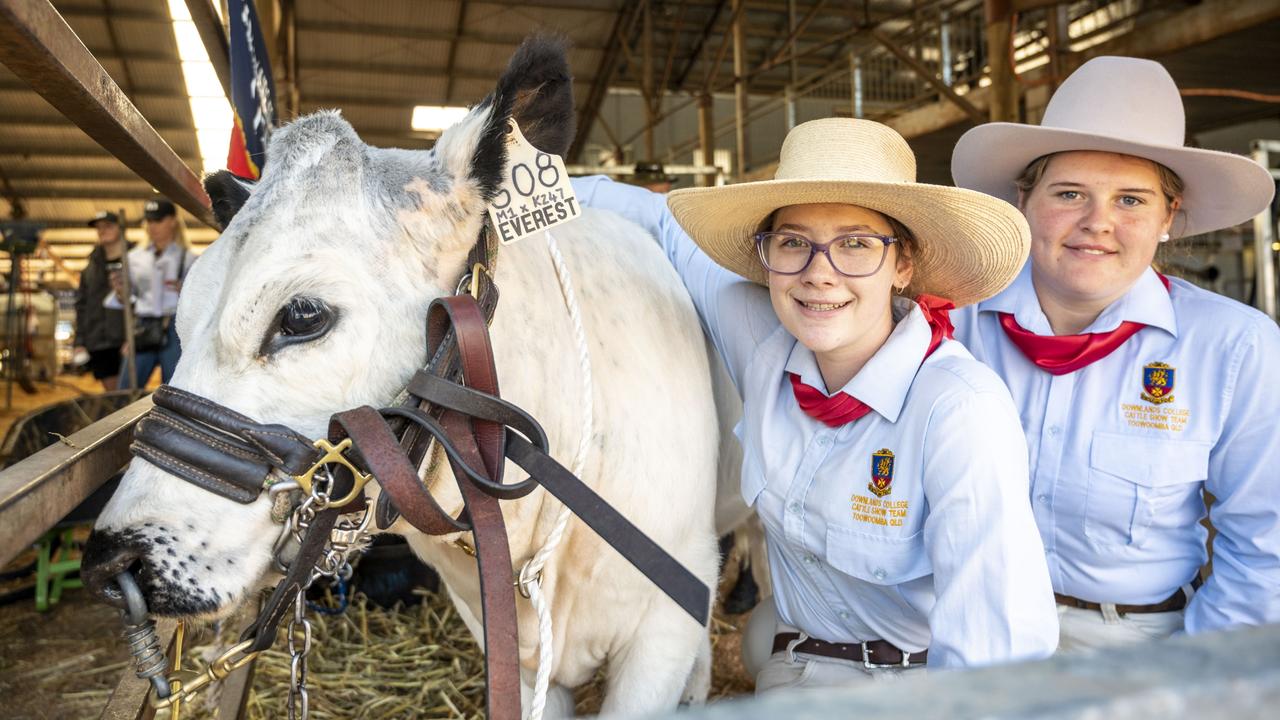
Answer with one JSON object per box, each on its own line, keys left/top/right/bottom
{"left": 572, "top": 118, "right": 1057, "bottom": 692}
{"left": 950, "top": 56, "right": 1280, "bottom": 651}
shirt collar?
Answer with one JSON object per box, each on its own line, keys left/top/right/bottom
{"left": 979, "top": 262, "right": 1177, "bottom": 337}
{"left": 782, "top": 296, "right": 928, "bottom": 424}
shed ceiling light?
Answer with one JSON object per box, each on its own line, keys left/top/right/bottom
{"left": 168, "top": 0, "right": 232, "bottom": 176}
{"left": 411, "top": 106, "right": 470, "bottom": 133}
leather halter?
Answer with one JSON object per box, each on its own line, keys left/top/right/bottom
{"left": 127, "top": 239, "right": 710, "bottom": 720}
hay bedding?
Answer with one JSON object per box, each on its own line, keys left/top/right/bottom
{"left": 0, "top": 559, "right": 753, "bottom": 719}
{"left": 179, "top": 588, "right": 753, "bottom": 719}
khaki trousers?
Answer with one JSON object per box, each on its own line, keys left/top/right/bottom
{"left": 1056, "top": 582, "right": 1195, "bottom": 652}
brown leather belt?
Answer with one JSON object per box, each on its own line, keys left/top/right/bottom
{"left": 772, "top": 632, "right": 927, "bottom": 668}
{"left": 1054, "top": 575, "right": 1202, "bottom": 615}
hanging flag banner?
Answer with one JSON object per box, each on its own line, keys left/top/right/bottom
{"left": 226, "top": 0, "right": 278, "bottom": 179}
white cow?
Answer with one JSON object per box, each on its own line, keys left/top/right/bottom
{"left": 81, "top": 38, "right": 720, "bottom": 717}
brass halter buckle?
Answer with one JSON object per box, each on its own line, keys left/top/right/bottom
{"left": 292, "top": 438, "right": 372, "bottom": 508}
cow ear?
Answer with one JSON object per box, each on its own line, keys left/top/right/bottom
{"left": 203, "top": 170, "right": 255, "bottom": 231}
{"left": 434, "top": 35, "right": 574, "bottom": 206}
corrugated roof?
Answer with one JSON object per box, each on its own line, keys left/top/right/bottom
{"left": 0, "top": 0, "right": 1274, "bottom": 270}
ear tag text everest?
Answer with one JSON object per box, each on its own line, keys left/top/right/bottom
{"left": 487, "top": 119, "right": 581, "bottom": 245}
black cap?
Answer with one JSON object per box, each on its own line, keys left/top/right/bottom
{"left": 630, "top": 161, "right": 677, "bottom": 184}
{"left": 143, "top": 198, "right": 176, "bottom": 220}
{"left": 87, "top": 210, "right": 121, "bottom": 227}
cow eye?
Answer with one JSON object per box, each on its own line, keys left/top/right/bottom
{"left": 261, "top": 297, "right": 336, "bottom": 356}
{"left": 281, "top": 297, "right": 331, "bottom": 337}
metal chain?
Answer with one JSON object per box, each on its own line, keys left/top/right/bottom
{"left": 134, "top": 467, "right": 373, "bottom": 719}
{"left": 286, "top": 588, "right": 312, "bottom": 720}
{"left": 280, "top": 469, "right": 372, "bottom": 720}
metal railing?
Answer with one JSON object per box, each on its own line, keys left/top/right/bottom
{"left": 0, "top": 1, "right": 241, "bottom": 717}
{"left": 797, "top": 0, "right": 1166, "bottom": 119}
{"left": 654, "top": 621, "right": 1280, "bottom": 719}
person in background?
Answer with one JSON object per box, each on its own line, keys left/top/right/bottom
{"left": 628, "top": 161, "right": 678, "bottom": 194}
{"left": 950, "top": 56, "right": 1280, "bottom": 650}
{"left": 574, "top": 118, "right": 1057, "bottom": 692}
{"left": 106, "top": 198, "right": 195, "bottom": 388}
{"left": 74, "top": 211, "right": 129, "bottom": 391}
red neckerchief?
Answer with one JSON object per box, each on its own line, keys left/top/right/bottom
{"left": 998, "top": 274, "right": 1171, "bottom": 376}
{"left": 789, "top": 294, "right": 955, "bottom": 427}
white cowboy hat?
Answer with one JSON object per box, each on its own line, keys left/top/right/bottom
{"left": 666, "top": 118, "right": 1030, "bottom": 308}
{"left": 951, "top": 56, "right": 1275, "bottom": 239}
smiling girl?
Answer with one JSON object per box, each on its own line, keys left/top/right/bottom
{"left": 573, "top": 118, "right": 1057, "bottom": 692}
{"left": 950, "top": 56, "right": 1280, "bottom": 650}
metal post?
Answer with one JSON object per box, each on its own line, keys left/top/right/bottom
{"left": 1252, "top": 140, "right": 1278, "bottom": 320}
{"left": 732, "top": 0, "right": 748, "bottom": 179}
{"left": 699, "top": 93, "right": 715, "bottom": 187}
{"left": 851, "top": 53, "right": 863, "bottom": 119}
{"left": 117, "top": 208, "right": 137, "bottom": 394}
{"left": 940, "top": 10, "right": 952, "bottom": 87}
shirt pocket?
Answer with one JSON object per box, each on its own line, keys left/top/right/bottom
{"left": 824, "top": 524, "right": 932, "bottom": 586}
{"left": 1084, "top": 431, "right": 1210, "bottom": 549}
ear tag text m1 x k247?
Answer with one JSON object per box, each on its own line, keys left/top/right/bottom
{"left": 487, "top": 119, "right": 581, "bottom": 245}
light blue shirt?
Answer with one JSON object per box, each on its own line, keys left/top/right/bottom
{"left": 953, "top": 263, "right": 1280, "bottom": 634}
{"left": 573, "top": 176, "right": 1058, "bottom": 668}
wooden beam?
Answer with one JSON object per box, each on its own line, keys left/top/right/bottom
{"left": 0, "top": 0, "right": 214, "bottom": 226}
{"left": 185, "top": 0, "right": 231, "bottom": 99}
{"left": 442, "top": 0, "right": 468, "bottom": 103}
{"left": 569, "top": 0, "right": 639, "bottom": 162}
{"left": 0, "top": 396, "right": 152, "bottom": 568}
{"left": 884, "top": 85, "right": 990, "bottom": 140}
{"left": 6, "top": 185, "right": 159, "bottom": 199}
{"left": 642, "top": 0, "right": 655, "bottom": 158}
{"left": 755, "top": 0, "right": 827, "bottom": 74}
{"left": 732, "top": 0, "right": 748, "bottom": 177}
{"left": 1066, "top": 0, "right": 1280, "bottom": 72}
{"left": 700, "top": 0, "right": 748, "bottom": 93}
{"left": 295, "top": 19, "right": 608, "bottom": 51}
{"left": 984, "top": 0, "right": 1017, "bottom": 122}
{"left": 888, "top": 0, "right": 1280, "bottom": 142}
{"left": 674, "top": 0, "right": 725, "bottom": 90}
{"left": 872, "top": 29, "right": 984, "bottom": 123}
{"left": 300, "top": 59, "right": 497, "bottom": 81}
{"left": 99, "top": 0, "right": 138, "bottom": 101}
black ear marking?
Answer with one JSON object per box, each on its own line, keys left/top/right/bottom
{"left": 470, "top": 34, "right": 576, "bottom": 203}
{"left": 203, "top": 170, "right": 256, "bottom": 231}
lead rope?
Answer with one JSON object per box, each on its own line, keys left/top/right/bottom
{"left": 521, "top": 229, "right": 593, "bottom": 720}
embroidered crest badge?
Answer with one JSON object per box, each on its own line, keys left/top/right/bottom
{"left": 869, "top": 448, "right": 895, "bottom": 498}
{"left": 1141, "top": 362, "right": 1175, "bottom": 405}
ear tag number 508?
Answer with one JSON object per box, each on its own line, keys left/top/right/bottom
{"left": 487, "top": 120, "right": 581, "bottom": 245}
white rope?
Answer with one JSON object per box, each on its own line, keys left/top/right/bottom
{"left": 523, "top": 229, "right": 593, "bottom": 720}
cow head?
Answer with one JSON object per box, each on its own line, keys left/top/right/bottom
{"left": 80, "top": 36, "right": 573, "bottom": 617}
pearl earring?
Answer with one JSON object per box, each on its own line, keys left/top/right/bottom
{"left": 1159, "top": 233, "right": 1170, "bottom": 243}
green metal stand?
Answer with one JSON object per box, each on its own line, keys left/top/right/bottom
{"left": 34, "top": 527, "right": 82, "bottom": 611}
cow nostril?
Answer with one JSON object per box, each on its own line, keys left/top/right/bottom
{"left": 81, "top": 530, "right": 146, "bottom": 610}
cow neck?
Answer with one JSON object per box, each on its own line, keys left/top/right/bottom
{"left": 379, "top": 224, "right": 503, "bottom": 528}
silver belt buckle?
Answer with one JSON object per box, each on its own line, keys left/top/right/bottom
{"left": 861, "top": 641, "right": 916, "bottom": 669}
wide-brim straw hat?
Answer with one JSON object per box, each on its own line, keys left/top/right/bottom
{"left": 666, "top": 118, "right": 1030, "bottom": 307}
{"left": 952, "top": 56, "right": 1275, "bottom": 239}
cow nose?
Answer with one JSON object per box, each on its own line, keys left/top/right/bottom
{"left": 81, "top": 529, "right": 145, "bottom": 610}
